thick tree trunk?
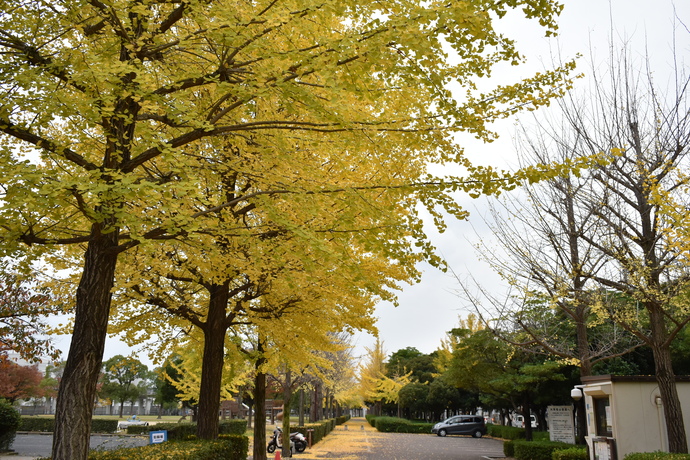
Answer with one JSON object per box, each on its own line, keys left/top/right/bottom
{"left": 52, "top": 229, "right": 119, "bottom": 460}
{"left": 649, "top": 303, "right": 688, "bottom": 453}
{"left": 253, "top": 360, "right": 267, "bottom": 460}
{"left": 196, "top": 282, "right": 230, "bottom": 440}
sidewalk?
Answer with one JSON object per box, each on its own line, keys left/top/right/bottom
{"left": 289, "top": 417, "right": 379, "bottom": 460}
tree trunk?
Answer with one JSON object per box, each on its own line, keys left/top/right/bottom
{"left": 253, "top": 368, "right": 267, "bottom": 460}
{"left": 52, "top": 228, "right": 119, "bottom": 460}
{"left": 299, "top": 388, "right": 305, "bottom": 426}
{"left": 282, "top": 370, "right": 293, "bottom": 458}
{"left": 522, "top": 395, "right": 532, "bottom": 442}
{"left": 196, "top": 282, "right": 230, "bottom": 440}
{"left": 649, "top": 303, "right": 688, "bottom": 453}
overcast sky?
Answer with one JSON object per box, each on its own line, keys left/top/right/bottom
{"left": 43, "top": 0, "right": 690, "bottom": 369}
{"left": 352, "top": 0, "right": 690, "bottom": 362}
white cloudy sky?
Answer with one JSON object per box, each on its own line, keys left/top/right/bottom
{"left": 352, "top": 0, "right": 690, "bottom": 361}
{"left": 44, "top": 0, "right": 690, "bottom": 368}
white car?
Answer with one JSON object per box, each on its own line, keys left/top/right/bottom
{"left": 117, "top": 416, "right": 149, "bottom": 431}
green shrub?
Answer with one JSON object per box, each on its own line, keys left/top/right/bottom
{"left": 504, "top": 440, "right": 515, "bottom": 457}
{"left": 18, "top": 417, "right": 117, "bottom": 434}
{"left": 488, "top": 424, "right": 527, "bottom": 440}
{"left": 513, "top": 440, "right": 576, "bottom": 460}
{"left": 90, "top": 419, "right": 118, "bottom": 433}
{"left": 87, "top": 436, "right": 248, "bottom": 460}
{"left": 624, "top": 454, "right": 690, "bottom": 460}
{"left": 0, "top": 400, "right": 21, "bottom": 452}
{"left": 365, "top": 414, "right": 377, "bottom": 427}
{"left": 335, "top": 415, "right": 350, "bottom": 425}
{"left": 553, "top": 446, "right": 588, "bottom": 460}
{"left": 292, "top": 419, "right": 337, "bottom": 446}
{"left": 534, "top": 431, "right": 551, "bottom": 441}
{"left": 18, "top": 417, "right": 54, "bottom": 432}
{"left": 126, "top": 422, "right": 196, "bottom": 440}
{"left": 373, "top": 416, "right": 434, "bottom": 433}
{"left": 219, "top": 420, "right": 247, "bottom": 435}
{"left": 38, "top": 437, "right": 249, "bottom": 460}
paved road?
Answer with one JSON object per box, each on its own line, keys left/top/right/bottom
{"left": 265, "top": 418, "right": 505, "bottom": 460}
{"left": 7, "top": 418, "right": 506, "bottom": 460}
{"left": 6, "top": 433, "right": 148, "bottom": 459}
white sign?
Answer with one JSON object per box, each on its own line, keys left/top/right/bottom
{"left": 149, "top": 430, "right": 168, "bottom": 444}
{"left": 548, "top": 405, "right": 575, "bottom": 444}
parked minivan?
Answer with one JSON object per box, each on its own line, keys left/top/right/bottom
{"left": 431, "top": 415, "right": 486, "bottom": 438}
{"left": 513, "top": 414, "right": 538, "bottom": 429}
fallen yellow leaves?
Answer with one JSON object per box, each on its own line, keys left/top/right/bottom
{"left": 295, "top": 418, "right": 379, "bottom": 460}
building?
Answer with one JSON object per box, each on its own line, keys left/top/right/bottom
{"left": 577, "top": 375, "right": 690, "bottom": 460}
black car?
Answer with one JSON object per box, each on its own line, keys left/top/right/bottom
{"left": 431, "top": 415, "right": 486, "bottom": 438}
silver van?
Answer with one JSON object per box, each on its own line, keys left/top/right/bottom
{"left": 431, "top": 415, "right": 486, "bottom": 438}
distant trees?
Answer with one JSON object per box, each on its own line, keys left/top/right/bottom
{"left": 100, "top": 355, "right": 149, "bottom": 418}
{"left": 0, "top": 359, "right": 44, "bottom": 403}
{"left": 0, "top": 270, "right": 61, "bottom": 362}
{"left": 462, "top": 39, "right": 690, "bottom": 452}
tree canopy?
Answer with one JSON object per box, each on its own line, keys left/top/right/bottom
{"left": 0, "top": 1, "right": 576, "bottom": 458}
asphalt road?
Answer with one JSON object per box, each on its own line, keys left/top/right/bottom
{"left": 344, "top": 432, "right": 505, "bottom": 460}
{"left": 10, "top": 419, "right": 506, "bottom": 460}
{"left": 8, "top": 433, "right": 148, "bottom": 458}
{"left": 269, "top": 419, "right": 506, "bottom": 460}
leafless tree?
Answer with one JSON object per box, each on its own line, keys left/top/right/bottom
{"left": 466, "top": 38, "right": 690, "bottom": 451}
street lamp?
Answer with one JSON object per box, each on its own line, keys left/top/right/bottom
{"left": 571, "top": 387, "right": 583, "bottom": 400}
{"left": 571, "top": 385, "right": 586, "bottom": 445}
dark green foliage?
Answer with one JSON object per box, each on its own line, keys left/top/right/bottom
{"left": 126, "top": 422, "right": 196, "bottom": 439}
{"left": 512, "top": 440, "right": 575, "bottom": 460}
{"left": 335, "top": 415, "right": 350, "bottom": 425}
{"left": 373, "top": 416, "right": 434, "bottom": 433}
{"left": 488, "top": 424, "right": 529, "bottom": 440}
{"left": 0, "top": 400, "right": 21, "bottom": 451}
{"left": 90, "top": 419, "right": 118, "bottom": 433}
{"left": 90, "top": 437, "right": 247, "bottom": 460}
{"left": 18, "top": 417, "right": 117, "bottom": 433}
{"left": 219, "top": 420, "right": 247, "bottom": 435}
{"left": 39, "top": 437, "right": 249, "bottom": 460}
{"left": 387, "top": 347, "right": 437, "bottom": 383}
{"left": 291, "top": 418, "right": 337, "bottom": 445}
{"left": 624, "top": 454, "right": 690, "bottom": 460}
{"left": 366, "top": 414, "right": 377, "bottom": 427}
{"left": 18, "top": 417, "right": 53, "bottom": 432}
{"left": 504, "top": 440, "right": 515, "bottom": 457}
{"left": 552, "top": 447, "right": 588, "bottom": 460}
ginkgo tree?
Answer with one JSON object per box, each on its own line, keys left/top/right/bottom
{"left": 0, "top": 1, "right": 575, "bottom": 459}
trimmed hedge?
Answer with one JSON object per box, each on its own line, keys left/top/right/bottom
{"left": 126, "top": 420, "right": 247, "bottom": 437}
{"left": 89, "top": 436, "right": 248, "bottom": 460}
{"left": 487, "top": 424, "right": 549, "bottom": 441}
{"left": 553, "top": 447, "right": 588, "bottom": 460}
{"left": 512, "top": 440, "right": 577, "bottom": 460}
{"left": 335, "top": 415, "right": 350, "bottom": 425}
{"left": 373, "top": 416, "right": 434, "bottom": 433}
{"left": 0, "top": 400, "right": 21, "bottom": 452}
{"left": 126, "top": 422, "right": 196, "bottom": 440}
{"left": 19, "top": 417, "right": 118, "bottom": 434}
{"left": 37, "top": 436, "right": 249, "bottom": 460}
{"left": 291, "top": 418, "right": 337, "bottom": 445}
{"left": 504, "top": 440, "right": 515, "bottom": 458}
{"left": 365, "top": 414, "right": 377, "bottom": 427}
{"left": 624, "top": 454, "right": 690, "bottom": 460}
